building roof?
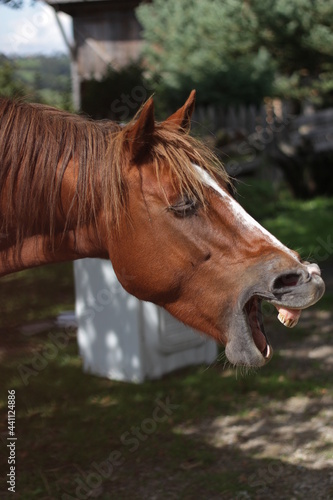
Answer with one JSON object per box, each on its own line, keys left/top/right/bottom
{"left": 45, "top": 0, "right": 142, "bottom": 15}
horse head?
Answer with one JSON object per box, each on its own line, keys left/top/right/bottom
{"left": 0, "top": 94, "right": 323, "bottom": 367}
{"left": 103, "top": 91, "right": 325, "bottom": 368}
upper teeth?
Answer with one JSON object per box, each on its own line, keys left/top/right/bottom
{"left": 278, "top": 313, "right": 299, "bottom": 328}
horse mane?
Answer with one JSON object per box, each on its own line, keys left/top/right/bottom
{"left": 0, "top": 97, "right": 229, "bottom": 251}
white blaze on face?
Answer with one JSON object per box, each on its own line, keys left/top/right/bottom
{"left": 192, "top": 164, "right": 299, "bottom": 262}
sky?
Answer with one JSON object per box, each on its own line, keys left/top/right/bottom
{"left": 0, "top": 1, "right": 72, "bottom": 56}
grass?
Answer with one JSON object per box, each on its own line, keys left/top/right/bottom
{"left": 0, "top": 186, "right": 332, "bottom": 498}
{"left": 0, "top": 262, "right": 74, "bottom": 330}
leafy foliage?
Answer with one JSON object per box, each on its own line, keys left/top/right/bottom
{"left": 137, "top": 0, "right": 333, "bottom": 108}
{"left": 0, "top": 55, "right": 72, "bottom": 109}
{"left": 14, "top": 54, "right": 72, "bottom": 108}
{"left": 137, "top": 0, "right": 275, "bottom": 109}
{"left": 250, "top": 0, "right": 333, "bottom": 105}
{"left": 18, "top": 55, "right": 71, "bottom": 92}
{"left": 0, "top": 58, "right": 26, "bottom": 97}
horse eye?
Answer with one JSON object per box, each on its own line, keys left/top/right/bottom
{"left": 168, "top": 197, "right": 198, "bottom": 217}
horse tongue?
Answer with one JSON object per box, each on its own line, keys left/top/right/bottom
{"left": 276, "top": 306, "right": 301, "bottom": 328}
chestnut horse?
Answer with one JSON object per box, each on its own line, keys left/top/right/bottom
{"left": 0, "top": 92, "right": 325, "bottom": 367}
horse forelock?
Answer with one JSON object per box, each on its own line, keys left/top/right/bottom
{"left": 151, "top": 125, "right": 230, "bottom": 205}
{"left": 109, "top": 118, "right": 230, "bottom": 223}
{"left": 0, "top": 98, "right": 229, "bottom": 251}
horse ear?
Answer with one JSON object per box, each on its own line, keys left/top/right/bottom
{"left": 126, "top": 97, "right": 155, "bottom": 160}
{"left": 164, "top": 90, "right": 196, "bottom": 132}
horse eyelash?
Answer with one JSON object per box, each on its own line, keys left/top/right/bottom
{"left": 167, "top": 197, "right": 199, "bottom": 217}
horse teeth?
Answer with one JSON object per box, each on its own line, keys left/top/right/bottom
{"left": 277, "top": 313, "right": 298, "bottom": 328}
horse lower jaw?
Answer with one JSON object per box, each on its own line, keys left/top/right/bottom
{"left": 225, "top": 296, "right": 272, "bottom": 368}
{"left": 224, "top": 264, "right": 325, "bottom": 367}
{"left": 225, "top": 300, "right": 314, "bottom": 368}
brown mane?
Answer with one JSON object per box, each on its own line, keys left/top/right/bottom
{"left": 0, "top": 98, "right": 228, "bottom": 249}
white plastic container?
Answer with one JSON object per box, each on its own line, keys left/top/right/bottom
{"left": 74, "top": 259, "right": 217, "bottom": 383}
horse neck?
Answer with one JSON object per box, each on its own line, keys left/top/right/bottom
{"left": 0, "top": 225, "right": 109, "bottom": 278}
{"left": 0, "top": 157, "right": 110, "bottom": 278}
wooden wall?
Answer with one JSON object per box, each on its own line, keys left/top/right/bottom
{"left": 73, "top": 10, "right": 142, "bottom": 80}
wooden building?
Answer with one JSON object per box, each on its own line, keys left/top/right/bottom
{"left": 46, "top": 0, "right": 145, "bottom": 108}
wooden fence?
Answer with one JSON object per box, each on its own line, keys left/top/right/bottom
{"left": 192, "top": 99, "right": 293, "bottom": 137}
{"left": 192, "top": 100, "right": 333, "bottom": 177}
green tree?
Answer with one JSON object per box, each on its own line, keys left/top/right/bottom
{"left": 137, "top": 0, "right": 333, "bottom": 108}
{"left": 136, "top": 0, "right": 275, "bottom": 109}
{"left": 250, "top": 0, "right": 333, "bottom": 105}
{"left": 0, "top": 60, "right": 26, "bottom": 98}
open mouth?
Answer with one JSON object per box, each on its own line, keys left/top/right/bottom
{"left": 225, "top": 265, "right": 324, "bottom": 368}
{"left": 244, "top": 296, "right": 302, "bottom": 363}
{"left": 245, "top": 296, "right": 271, "bottom": 360}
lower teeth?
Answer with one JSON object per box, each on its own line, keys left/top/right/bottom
{"left": 264, "top": 344, "right": 271, "bottom": 358}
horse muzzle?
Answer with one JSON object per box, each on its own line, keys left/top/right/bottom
{"left": 269, "top": 262, "right": 324, "bottom": 309}
{"left": 225, "top": 262, "right": 325, "bottom": 368}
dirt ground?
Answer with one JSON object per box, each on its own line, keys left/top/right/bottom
{"left": 182, "top": 319, "right": 333, "bottom": 499}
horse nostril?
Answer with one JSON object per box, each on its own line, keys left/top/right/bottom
{"left": 272, "top": 271, "right": 307, "bottom": 290}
